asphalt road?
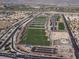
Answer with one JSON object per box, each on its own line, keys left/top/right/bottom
{"left": 0, "top": 52, "right": 65, "bottom": 59}
{"left": 0, "top": 15, "right": 33, "bottom": 49}
{"left": 0, "top": 13, "right": 41, "bottom": 50}
{"left": 62, "top": 14, "right": 79, "bottom": 59}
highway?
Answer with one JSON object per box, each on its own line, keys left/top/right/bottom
{"left": 62, "top": 14, "right": 79, "bottom": 59}
{"left": 0, "top": 52, "right": 66, "bottom": 59}
{"left": 0, "top": 15, "right": 31, "bottom": 39}
{"left": 0, "top": 13, "right": 40, "bottom": 49}
{"left": 11, "top": 18, "right": 36, "bottom": 54}
{"left": 43, "top": 11, "right": 79, "bottom": 15}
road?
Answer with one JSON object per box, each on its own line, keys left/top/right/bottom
{"left": 0, "top": 15, "right": 31, "bottom": 39}
{"left": 43, "top": 11, "right": 79, "bottom": 15}
{"left": 0, "top": 13, "right": 40, "bottom": 49}
{"left": 11, "top": 17, "right": 37, "bottom": 54}
{"left": 62, "top": 14, "right": 79, "bottom": 59}
{"left": 0, "top": 52, "right": 66, "bottom": 59}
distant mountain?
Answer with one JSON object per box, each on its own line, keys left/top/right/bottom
{"left": 2, "top": 0, "right": 79, "bottom": 5}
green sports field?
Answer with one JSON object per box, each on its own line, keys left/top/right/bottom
{"left": 21, "top": 29, "right": 50, "bottom": 46}
{"left": 58, "top": 23, "right": 65, "bottom": 30}
{"left": 21, "top": 16, "right": 50, "bottom": 46}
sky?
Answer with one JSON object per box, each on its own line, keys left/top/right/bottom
{"left": 1, "top": 0, "right": 79, "bottom": 5}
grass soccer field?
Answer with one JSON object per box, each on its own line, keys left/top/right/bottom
{"left": 21, "top": 29, "right": 50, "bottom": 46}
